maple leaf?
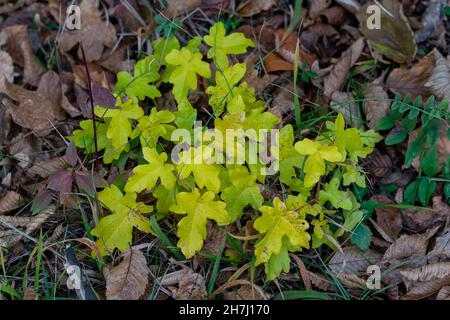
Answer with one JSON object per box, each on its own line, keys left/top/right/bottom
{"left": 205, "top": 63, "right": 246, "bottom": 115}
{"left": 176, "top": 146, "right": 222, "bottom": 194}
{"left": 153, "top": 184, "right": 177, "bottom": 214}
{"left": 115, "top": 55, "right": 161, "bottom": 100}
{"left": 294, "top": 138, "right": 344, "bottom": 187}
{"left": 169, "top": 188, "right": 229, "bottom": 258}
{"left": 125, "top": 148, "right": 176, "bottom": 193}
{"left": 254, "top": 198, "right": 310, "bottom": 276}
{"left": 242, "top": 107, "right": 280, "bottom": 132}
{"left": 94, "top": 98, "right": 144, "bottom": 149}
{"left": 221, "top": 167, "right": 263, "bottom": 222}
{"left": 165, "top": 47, "right": 211, "bottom": 102}
{"left": 277, "top": 125, "right": 305, "bottom": 189}
{"left": 137, "top": 107, "right": 175, "bottom": 148}
{"left": 72, "top": 119, "right": 108, "bottom": 153}
{"left": 204, "top": 21, "right": 254, "bottom": 70}
{"left": 319, "top": 177, "right": 353, "bottom": 210}
{"left": 91, "top": 185, "right": 152, "bottom": 255}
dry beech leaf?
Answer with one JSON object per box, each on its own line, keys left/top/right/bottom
{"left": 386, "top": 51, "right": 435, "bottom": 98}
{"left": 382, "top": 234, "right": 428, "bottom": 266}
{"left": 59, "top": 0, "right": 117, "bottom": 62}
{"left": 165, "top": 0, "right": 201, "bottom": 17}
{"left": 235, "top": 284, "right": 267, "bottom": 300}
{"left": 409, "top": 122, "right": 450, "bottom": 173}
{"left": 323, "top": 38, "right": 364, "bottom": 97}
{"left": 329, "top": 246, "right": 381, "bottom": 276}
{"left": 237, "top": 0, "right": 277, "bottom": 17}
{"left": 363, "top": 84, "right": 390, "bottom": 129}
{"left": 401, "top": 262, "right": 450, "bottom": 299}
{"left": 270, "top": 87, "right": 299, "bottom": 120}
{"left": 337, "top": 273, "right": 367, "bottom": 290}
{"left": 2, "top": 79, "right": 66, "bottom": 136}
{"left": 308, "top": 271, "right": 332, "bottom": 291}
{"left": 330, "top": 91, "right": 362, "bottom": 127}
{"left": 357, "top": 0, "right": 416, "bottom": 63}
{"left": 371, "top": 195, "right": 402, "bottom": 241}
{"left": 2, "top": 25, "right": 45, "bottom": 86}
{"left": 424, "top": 49, "right": 450, "bottom": 106}
{"left": 362, "top": 149, "right": 392, "bottom": 177}
{"left": 0, "top": 191, "right": 20, "bottom": 214}
{"left": 104, "top": 249, "right": 150, "bottom": 300}
{"left": 320, "top": 6, "right": 349, "bottom": 26}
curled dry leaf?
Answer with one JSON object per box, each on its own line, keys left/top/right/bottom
{"left": 264, "top": 53, "right": 294, "bottom": 73}
{"left": 270, "top": 87, "right": 299, "bottom": 120}
{"left": 235, "top": 284, "right": 267, "bottom": 300}
{"left": 237, "top": 0, "right": 277, "bottom": 17}
{"left": 429, "top": 229, "right": 450, "bottom": 263}
{"left": 0, "top": 191, "right": 20, "bottom": 214}
{"left": 104, "top": 249, "right": 150, "bottom": 300}
{"left": 401, "top": 262, "right": 450, "bottom": 299}
{"left": 59, "top": 0, "right": 117, "bottom": 63}
{"left": 163, "top": 269, "right": 207, "bottom": 300}
{"left": 2, "top": 25, "right": 45, "bottom": 86}
{"left": 357, "top": 0, "right": 416, "bottom": 63}
{"left": 424, "top": 49, "right": 450, "bottom": 107}
{"left": 371, "top": 194, "right": 402, "bottom": 241}
{"left": 363, "top": 84, "right": 390, "bottom": 129}
{"left": 403, "top": 196, "right": 450, "bottom": 232}
{"left": 323, "top": 38, "right": 364, "bottom": 97}
{"left": 386, "top": 51, "right": 435, "bottom": 98}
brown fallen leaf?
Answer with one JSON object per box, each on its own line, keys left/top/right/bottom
{"left": 237, "top": 0, "right": 277, "bottom": 17}
{"left": 162, "top": 269, "right": 207, "bottom": 300}
{"left": 323, "top": 38, "right": 364, "bottom": 97}
{"left": 362, "top": 149, "right": 393, "bottom": 177}
{"left": 27, "top": 157, "right": 67, "bottom": 178}
{"left": 2, "top": 75, "right": 66, "bottom": 136}
{"left": 23, "top": 287, "right": 39, "bottom": 300}
{"left": 59, "top": 0, "right": 117, "bottom": 63}
{"left": 382, "top": 234, "right": 428, "bottom": 266}
{"left": 371, "top": 195, "right": 402, "bottom": 241}
{"left": 320, "top": 6, "right": 349, "bottom": 26}
{"left": 0, "top": 205, "right": 55, "bottom": 248}
{"left": 363, "top": 84, "right": 390, "bottom": 129}
{"left": 424, "top": 49, "right": 450, "bottom": 107}
{"left": 357, "top": 0, "right": 416, "bottom": 63}
{"left": 0, "top": 191, "right": 20, "bottom": 214}
{"left": 104, "top": 249, "right": 150, "bottom": 300}
{"left": 429, "top": 229, "right": 450, "bottom": 263}
{"left": 385, "top": 51, "right": 435, "bottom": 98}
{"left": 403, "top": 196, "right": 450, "bottom": 232}
{"left": 270, "top": 87, "right": 299, "bottom": 120}
{"left": 415, "top": 0, "right": 445, "bottom": 44}
{"left": 235, "top": 284, "right": 267, "bottom": 300}
{"left": 263, "top": 52, "right": 294, "bottom": 73}
{"left": 2, "top": 25, "right": 45, "bottom": 86}
{"left": 401, "top": 262, "right": 450, "bottom": 299}
{"left": 165, "top": 0, "right": 201, "bottom": 17}
{"left": 329, "top": 246, "right": 381, "bottom": 276}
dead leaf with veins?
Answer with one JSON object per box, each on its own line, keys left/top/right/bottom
{"left": 58, "top": 0, "right": 117, "bottom": 63}
{"left": 104, "top": 249, "right": 150, "bottom": 300}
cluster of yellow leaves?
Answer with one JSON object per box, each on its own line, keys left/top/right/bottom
{"left": 73, "top": 23, "right": 382, "bottom": 280}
